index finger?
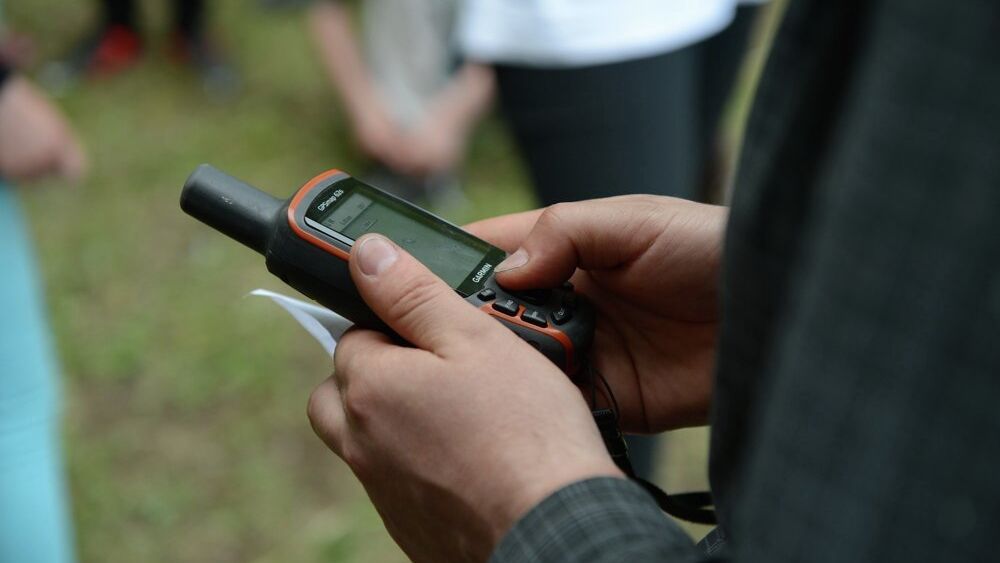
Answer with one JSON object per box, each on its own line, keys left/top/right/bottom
{"left": 463, "top": 208, "right": 543, "bottom": 252}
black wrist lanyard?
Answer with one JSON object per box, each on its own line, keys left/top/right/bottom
{"left": 585, "top": 361, "right": 717, "bottom": 525}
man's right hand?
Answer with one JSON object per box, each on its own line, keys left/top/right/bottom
{"left": 466, "top": 196, "right": 727, "bottom": 432}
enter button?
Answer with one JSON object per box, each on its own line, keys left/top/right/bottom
{"left": 520, "top": 309, "right": 548, "bottom": 328}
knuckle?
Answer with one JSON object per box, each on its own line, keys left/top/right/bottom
{"left": 540, "top": 202, "right": 573, "bottom": 230}
{"left": 342, "top": 376, "right": 376, "bottom": 425}
{"left": 341, "top": 441, "right": 370, "bottom": 478}
{"left": 334, "top": 330, "right": 381, "bottom": 383}
{"left": 384, "top": 274, "right": 444, "bottom": 332}
{"left": 334, "top": 332, "right": 362, "bottom": 374}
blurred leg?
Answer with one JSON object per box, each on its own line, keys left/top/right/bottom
{"left": 495, "top": 24, "right": 757, "bottom": 476}
{"left": 174, "top": 0, "right": 205, "bottom": 40}
{"left": 495, "top": 48, "right": 702, "bottom": 205}
{"left": 0, "top": 184, "right": 76, "bottom": 563}
{"left": 362, "top": 0, "right": 457, "bottom": 127}
{"left": 359, "top": 0, "right": 466, "bottom": 207}
{"left": 47, "top": 0, "right": 143, "bottom": 80}
{"left": 170, "top": 0, "right": 241, "bottom": 98}
{"left": 495, "top": 51, "right": 703, "bottom": 480}
{"left": 103, "top": 0, "right": 137, "bottom": 29}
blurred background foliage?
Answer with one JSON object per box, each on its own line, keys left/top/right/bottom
{"left": 5, "top": 0, "right": 780, "bottom": 561}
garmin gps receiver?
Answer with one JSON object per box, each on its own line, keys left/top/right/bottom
{"left": 179, "top": 164, "right": 595, "bottom": 374}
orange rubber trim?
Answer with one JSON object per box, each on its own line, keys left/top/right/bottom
{"left": 290, "top": 170, "right": 576, "bottom": 373}
{"left": 480, "top": 303, "right": 576, "bottom": 373}
{"left": 287, "top": 169, "right": 351, "bottom": 260}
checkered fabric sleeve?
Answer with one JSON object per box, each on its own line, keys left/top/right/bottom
{"left": 490, "top": 477, "right": 704, "bottom": 563}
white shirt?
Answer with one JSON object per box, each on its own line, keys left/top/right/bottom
{"left": 458, "top": 0, "right": 759, "bottom": 68}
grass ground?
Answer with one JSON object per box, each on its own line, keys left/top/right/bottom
{"left": 3, "top": 3, "right": 550, "bottom": 561}
{"left": 5, "top": 0, "right": 781, "bottom": 560}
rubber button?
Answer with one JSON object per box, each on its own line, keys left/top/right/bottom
{"left": 477, "top": 288, "right": 496, "bottom": 301}
{"left": 521, "top": 309, "right": 548, "bottom": 328}
{"left": 552, "top": 307, "right": 573, "bottom": 325}
{"left": 518, "top": 289, "right": 551, "bottom": 306}
{"left": 492, "top": 298, "right": 519, "bottom": 316}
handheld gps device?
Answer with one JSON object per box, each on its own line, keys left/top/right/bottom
{"left": 180, "top": 164, "right": 595, "bottom": 374}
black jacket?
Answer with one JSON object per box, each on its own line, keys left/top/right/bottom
{"left": 492, "top": 0, "right": 1000, "bottom": 560}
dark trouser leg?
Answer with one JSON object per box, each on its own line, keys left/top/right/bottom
{"left": 103, "top": 0, "right": 137, "bottom": 29}
{"left": 174, "top": 0, "right": 206, "bottom": 39}
{"left": 496, "top": 49, "right": 701, "bottom": 205}
{"left": 496, "top": 52, "right": 701, "bottom": 479}
{"left": 495, "top": 14, "right": 759, "bottom": 479}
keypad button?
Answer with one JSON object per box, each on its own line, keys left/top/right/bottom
{"left": 477, "top": 288, "right": 496, "bottom": 301}
{"left": 521, "top": 309, "right": 548, "bottom": 328}
{"left": 561, "top": 281, "right": 575, "bottom": 292}
{"left": 518, "top": 289, "right": 551, "bottom": 306}
{"left": 492, "top": 298, "right": 519, "bottom": 316}
{"left": 552, "top": 307, "right": 573, "bottom": 325}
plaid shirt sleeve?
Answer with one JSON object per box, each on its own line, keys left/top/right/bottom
{"left": 489, "top": 477, "right": 705, "bottom": 563}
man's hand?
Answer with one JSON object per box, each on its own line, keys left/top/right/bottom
{"left": 350, "top": 101, "right": 415, "bottom": 174}
{"left": 308, "top": 234, "right": 622, "bottom": 563}
{"left": 467, "top": 196, "right": 728, "bottom": 431}
{"left": 399, "top": 63, "right": 494, "bottom": 177}
{"left": 0, "top": 76, "right": 86, "bottom": 183}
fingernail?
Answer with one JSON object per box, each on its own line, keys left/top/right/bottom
{"left": 356, "top": 235, "right": 399, "bottom": 277}
{"left": 496, "top": 248, "right": 528, "bottom": 273}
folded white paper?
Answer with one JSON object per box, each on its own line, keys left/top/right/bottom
{"left": 249, "top": 289, "right": 354, "bottom": 357}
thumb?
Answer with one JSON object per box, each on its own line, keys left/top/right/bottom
{"left": 349, "top": 233, "right": 501, "bottom": 354}
{"left": 494, "top": 199, "right": 659, "bottom": 291}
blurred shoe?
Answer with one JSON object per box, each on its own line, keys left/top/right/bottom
{"left": 66, "top": 25, "right": 143, "bottom": 77}
{"left": 169, "top": 33, "right": 241, "bottom": 100}
{"left": 39, "top": 25, "right": 142, "bottom": 95}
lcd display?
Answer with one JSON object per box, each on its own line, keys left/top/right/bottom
{"left": 314, "top": 185, "right": 493, "bottom": 289}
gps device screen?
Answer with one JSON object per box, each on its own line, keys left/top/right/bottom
{"left": 305, "top": 177, "right": 503, "bottom": 293}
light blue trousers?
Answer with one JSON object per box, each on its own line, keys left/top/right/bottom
{"left": 0, "top": 184, "right": 76, "bottom": 563}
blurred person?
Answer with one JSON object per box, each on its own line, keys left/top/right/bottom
{"left": 305, "top": 0, "right": 1000, "bottom": 561}
{"left": 457, "top": 0, "right": 763, "bottom": 479}
{"left": 309, "top": 0, "right": 493, "bottom": 207}
{"left": 0, "top": 61, "right": 85, "bottom": 563}
{"left": 49, "top": 0, "right": 238, "bottom": 96}
{"left": 457, "top": 0, "right": 763, "bottom": 206}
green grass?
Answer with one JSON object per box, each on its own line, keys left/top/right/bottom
{"left": 7, "top": 2, "right": 532, "bottom": 561}
{"left": 2, "top": 0, "right": 788, "bottom": 559}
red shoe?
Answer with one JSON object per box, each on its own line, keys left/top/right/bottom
{"left": 50, "top": 24, "right": 143, "bottom": 81}
{"left": 85, "top": 25, "right": 143, "bottom": 76}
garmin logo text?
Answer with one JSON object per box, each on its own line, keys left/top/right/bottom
{"left": 472, "top": 263, "right": 493, "bottom": 283}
